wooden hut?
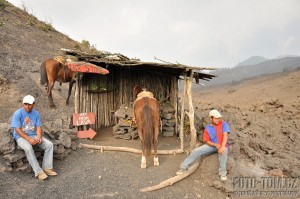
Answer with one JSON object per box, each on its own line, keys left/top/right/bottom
{"left": 62, "top": 48, "right": 215, "bottom": 145}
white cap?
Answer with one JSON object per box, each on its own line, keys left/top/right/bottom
{"left": 23, "top": 95, "right": 35, "bottom": 104}
{"left": 209, "top": 109, "right": 222, "bottom": 118}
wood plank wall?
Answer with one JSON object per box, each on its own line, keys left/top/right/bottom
{"left": 76, "top": 67, "right": 178, "bottom": 130}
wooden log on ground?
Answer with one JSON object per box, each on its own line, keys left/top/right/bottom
{"left": 139, "top": 161, "right": 200, "bottom": 192}
{"left": 79, "top": 143, "right": 184, "bottom": 155}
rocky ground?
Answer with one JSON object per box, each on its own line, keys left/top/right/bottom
{"left": 0, "top": 1, "right": 299, "bottom": 198}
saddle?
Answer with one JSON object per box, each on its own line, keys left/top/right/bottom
{"left": 54, "top": 55, "right": 66, "bottom": 65}
{"left": 54, "top": 56, "right": 68, "bottom": 83}
{"left": 132, "top": 90, "right": 156, "bottom": 125}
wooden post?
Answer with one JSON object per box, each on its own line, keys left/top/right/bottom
{"left": 179, "top": 72, "right": 187, "bottom": 151}
{"left": 186, "top": 70, "right": 197, "bottom": 149}
{"left": 171, "top": 76, "right": 178, "bottom": 135}
{"left": 75, "top": 74, "right": 80, "bottom": 131}
{"left": 75, "top": 74, "right": 79, "bottom": 114}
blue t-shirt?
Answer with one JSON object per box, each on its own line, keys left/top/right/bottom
{"left": 203, "top": 120, "right": 230, "bottom": 146}
{"left": 11, "top": 108, "right": 42, "bottom": 140}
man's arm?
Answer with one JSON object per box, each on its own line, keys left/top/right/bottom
{"left": 203, "top": 128, "right": 221, "bottom": 149}
{"left": 36, "top": 126, "right": 42, "bottom": 144}
{"left": 218, "top": 132, "right": 228, "bottom": 154}
{"left": 205, "top": 141, "right": 221, "bottom": 149}
{"left": 15, "top": 128, "right": 38, "bottom": 145}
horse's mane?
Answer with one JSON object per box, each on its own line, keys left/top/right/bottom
{"left": 133, "top": 85, "right": 143, "bottom": 98}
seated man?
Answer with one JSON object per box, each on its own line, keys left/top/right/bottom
{"left": 176, "top": 109, "right": 230, "bottom": 181}
{"left": 11, "top": 95, "right": 57, "bottom": 180}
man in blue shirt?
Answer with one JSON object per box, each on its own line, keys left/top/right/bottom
{"left": 11, "top": 95, "right": 57, "bottom": 180}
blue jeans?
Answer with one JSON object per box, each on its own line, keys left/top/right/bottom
{"left": 180, "top": 144, "right": 228, "bottom": 176}
{"left": 16, "top": 136, "right": 54, "bottom": 176}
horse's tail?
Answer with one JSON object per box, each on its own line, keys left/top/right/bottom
{"left": 40, "top": 60, "right": 47, "bottom": 85}
{"left": 142, "top": 98, "right": 154, "bottom": 157}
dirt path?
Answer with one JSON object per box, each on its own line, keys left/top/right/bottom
{"left": 0, "top": 127, "right": 229, "bottom": 199}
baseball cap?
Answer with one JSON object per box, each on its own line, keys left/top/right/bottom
{"left": 209, "top": 109, "right": 222, "bottom": 118}
{"left": 23, "top": 95, "right": 35, "bottom": 104}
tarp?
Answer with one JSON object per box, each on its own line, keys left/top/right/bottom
{"left": 67, "top": 62, "right": 109, "bottom": 74}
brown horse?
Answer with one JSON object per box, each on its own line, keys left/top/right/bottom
{"left": 133, "top": 85, "right": 160, "bottom": 168}
{"left": 40, "top": 59, "right": 75, "bottom": 108}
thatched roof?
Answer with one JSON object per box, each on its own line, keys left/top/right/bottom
{"left": 61, "top": 48, "right": 216, "bottom": 83}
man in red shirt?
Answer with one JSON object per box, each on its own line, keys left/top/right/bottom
{"left": 176, "top": 109, "right": 230, "bottom": 181}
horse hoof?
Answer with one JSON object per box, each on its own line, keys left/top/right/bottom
{"left": 141, "top": 163, "right": 147, "bottom": 169}
{"left": 153, "top": 157, "right": 159, "bottom": 166}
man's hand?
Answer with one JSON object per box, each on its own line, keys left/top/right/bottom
{"left": 36, "top": 137, "right": 42, "bottom": 144}
{"left": 215, "top": 144, "right": 221, "bottom": 150}
{"left": 218, "top": 146, "right": 226, "bottom": 155}
{"left": 27, "top": 137, "right": 38, "bottom": 145}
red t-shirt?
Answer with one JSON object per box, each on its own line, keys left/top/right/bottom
{"left": 203, "top": 120, "right": 230, "bottom": 147}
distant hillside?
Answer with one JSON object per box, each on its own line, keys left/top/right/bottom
{"left": 201, "top": 56, "right": 300, "bottom": 87}
{"left": 273, "top": 54, "right": 299, "bottom": 59}
{"left": 235, "top": 56, "right": 267, "bottom": 67}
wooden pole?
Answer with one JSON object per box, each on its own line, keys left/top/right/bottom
{"left": 79, "top": 143, "right": 184, "bottom": 155}
{"left": 185, "top": 70, "right": 197, "bottom": 150}
{"left": 140, "top": 160, "right": 200, "bottom": 192}
{"left": 179, "top": 72, "right": 187, "bottom": 150}
{"left": 74, "top": 74, "right": 79, "bottom": 114}
{"left": 74, "top": 74, "right": 80, "bottom": 131}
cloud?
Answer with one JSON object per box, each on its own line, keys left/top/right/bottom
{"left": 7, "top": 0, "right": 300, "bottom": 67}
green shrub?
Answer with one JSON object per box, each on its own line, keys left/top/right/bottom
{"left": 39, "top": 22, "right": 52, "bottom": 31}
{"left": 0, "top": 0, "right": 9, "bottom": 9}
{"left": 27, "top": 19, "right": 34, "bottom": 26}
{"left": 81, "top": 40, "right": 91, "bottom": 48}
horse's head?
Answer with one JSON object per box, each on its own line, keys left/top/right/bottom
{"left": 133, "top": 85, "right": 143, "bottom": 98}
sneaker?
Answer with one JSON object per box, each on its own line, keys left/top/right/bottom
{"left": 220, "top": 175, "right": 227, "bottom": 181}
{"left": 37, "top": 172, "right": 48, "bottom": 180}
{"left": 43, "top": 169, "right": 57, "bottom": 176}
{"left": 176, "top": 169, "right": 188, "bottom": 175}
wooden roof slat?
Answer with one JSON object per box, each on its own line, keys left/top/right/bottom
{"left": 61, "top": 48, "right": 216, "bottom": 83}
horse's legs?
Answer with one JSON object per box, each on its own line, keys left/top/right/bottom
{"left": 141, "top": 155, "right": 146, "bottom": 169}
{"left": 140, "top": 140, "right": 147, "bottom": 168}
{"left": 47, "top": 81, "right": 56, "bottom": 108}
{"left": 47, "top": 91, "right": 56, "bottom": 108}
{"left": 153, "top": 142, "right": 159, "bottom": 166}
{"left": 138, "top": 128, "right": 147, "bottom": 169}
{"left": 66, "top": 81, "right": 74, "bottom": 105}
{"left": 153, "top": 108, "right": 160, "bottom": 166}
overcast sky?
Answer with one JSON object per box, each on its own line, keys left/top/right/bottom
{"left": 6, "top": 0, "right": 300, "bottom": 68}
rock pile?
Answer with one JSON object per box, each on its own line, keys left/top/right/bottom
{"left": 0, "top": 74, "right": 9, "bottom": 93}
{"left": 113, "top": 103, "right": 179, "bottom": 139}
{"left": 113, "top": 104, "right": 138, "bottom": 140}
{"left": 160, "top": 103, "right": 176, "bottom": 137}
{"left": 0, "top": 121, "right": 77, "bottom": 173}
